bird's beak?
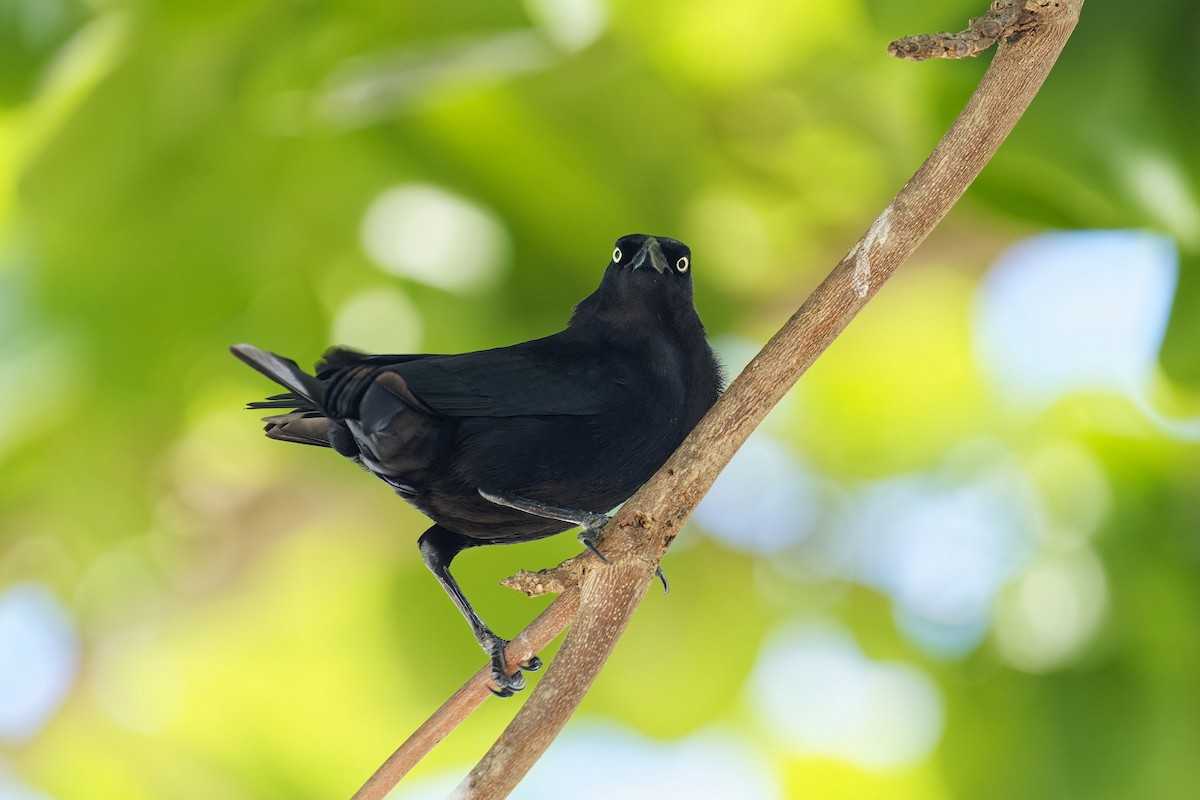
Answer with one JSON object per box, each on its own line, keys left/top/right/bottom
{"left": 627, "top": 237, "right": 668, "bottom": 274}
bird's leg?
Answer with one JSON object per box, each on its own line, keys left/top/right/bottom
{"left": 417, "top": 525, "right": 541, "bottom": 698}
{"left": 479, "top": 488, "right": 609, "bottom": 555}
{"left": 478, "top": 489, "right": 669, "bottom": 594}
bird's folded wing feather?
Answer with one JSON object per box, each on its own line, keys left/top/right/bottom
{"left": 326, "top": 342, "right": 618, "bottom": 418}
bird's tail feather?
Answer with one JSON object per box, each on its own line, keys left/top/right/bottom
{"left": 230, "top": 344, "right": 325, "bottom": 409}
{"left": 261, "top": 411, "right": 332, "bottom": 447}
{"left": 247, "top": 392, "right": 308, "bottom": 410}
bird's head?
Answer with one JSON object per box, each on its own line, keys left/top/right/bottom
{"left": 570, "top": 233, "right": 699, "bottom": 331}
{"left": 608, "top": 234, "right": 692, "bottom": 278}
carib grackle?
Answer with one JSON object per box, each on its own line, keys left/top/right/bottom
{"left": 231, "top": 234, "right": 721, "bottom": 695}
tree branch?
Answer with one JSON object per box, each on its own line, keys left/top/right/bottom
{"left": 351, "top": 1, "right": 1086, "bottom": 797}
{"left": 889, "top": 0, "right": 1025, "bottom": 60}
{"left": 349, "top": 590, "right": 580, "bottom": 800}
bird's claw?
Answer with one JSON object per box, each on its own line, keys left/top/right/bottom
{"left": 656, "top": 565, "right": 669, "bottom": 594}
{"left": 489, "top": 667, "right": 526, "bottom": 697}
{"left": 486, "top": 639, "right": 542, "bottom": 697}
{"left": 577, "top": 528, "right": 611, "bottom": 563}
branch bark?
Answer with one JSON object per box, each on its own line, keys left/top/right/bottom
{"left": 352, "top": 1, "right": 1085, "bottom": 797}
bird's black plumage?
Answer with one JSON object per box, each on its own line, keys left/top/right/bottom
{"left": 232, "top": 234, "right": 721, "bottom": 694}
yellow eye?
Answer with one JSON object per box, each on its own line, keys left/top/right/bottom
{"left": 613, "top": 247, "right": 623, "bottom": 263}
{"left": 676, "top": 256, "right": 690, "bottom": 272}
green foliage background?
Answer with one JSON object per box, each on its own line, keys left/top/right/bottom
{"left": 2, "top": 0, "right": 1199, "bottom": 798}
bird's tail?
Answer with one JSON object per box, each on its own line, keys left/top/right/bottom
{"left": 231, "top": 344, "right": 338, "bottom": 447}
{"left": 231, "top": 343, "right": 434, "bottom": 455}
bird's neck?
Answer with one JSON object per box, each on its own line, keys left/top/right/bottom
{"left": 567, "top": 297, "right": 706, "bottom": 381}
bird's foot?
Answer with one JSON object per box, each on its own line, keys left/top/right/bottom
{"left": 578, "top": 527, "right": 670, "bottom": 595}
{"left": 483, "top": 636, "right": 542, "bottom": 698}
{"left": 474, "top": 491, "right": 669, "bottom": 595}
{"left": 577, "top": 525, "right": 611, "bottom": 564}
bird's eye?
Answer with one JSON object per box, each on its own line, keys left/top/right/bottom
{"left": 612, "top": 247, "right": 622, "bottom": 263}
{"left": 676, "top": 256, "right": 690, "bottom": 273}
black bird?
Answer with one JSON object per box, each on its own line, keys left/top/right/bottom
{"left": 231, "top": 234, "right": 721, "bottom": 695}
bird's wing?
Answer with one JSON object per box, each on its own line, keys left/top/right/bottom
{"left": 379, "top": 340, "right": 618, "bottom": 418}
